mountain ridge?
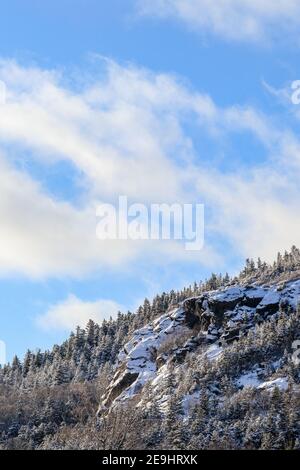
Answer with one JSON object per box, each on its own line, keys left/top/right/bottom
{"left": 98, "top": 277, "right": 300, "bottom": 416}
{"left": 1, "top": 246, "right": 300, "bottom": 450}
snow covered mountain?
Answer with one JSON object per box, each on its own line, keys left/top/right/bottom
{"left": 99, "top": 278, "right": 300, "bottom": 418}
{"left": 1, "top": 248, "right": 300, "bottom": 450}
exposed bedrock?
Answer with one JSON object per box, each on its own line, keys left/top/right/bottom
{"left": 98, "top": 280, "right": 300, "bottom": 415}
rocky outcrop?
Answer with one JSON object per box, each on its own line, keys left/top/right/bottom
{"left": 171, "top": 335, "right": 204, "bottom": 363}
{"left": 99, "top": 368, "right": 139, "bottom": 412}
{"left": 98, "top": 279, "right": 300, "bottom": 415}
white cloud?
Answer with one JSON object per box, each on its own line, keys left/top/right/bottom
{"left": 36, "top": 295, "right": 123, "bottom": 331}
{"left": 0, "top": 58, "right": 223, "bottom": 278}
{"left": 0, "top": 57, "right": 299, "bottom": 278}
{"left": 0, "top": 154, "right": 141, "bottom": 278}
{"left": 137, "top": 0, "right": 300, "bottom": 44}
{"left": 0, "top": 59, "right": 191, "bottom": 203}
{"left": 196, "top": 165, "right": 300, "bottom": 263}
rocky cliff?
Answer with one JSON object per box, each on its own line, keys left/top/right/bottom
{"left": 98, "top": 278, "right": 300, "bottom": 415}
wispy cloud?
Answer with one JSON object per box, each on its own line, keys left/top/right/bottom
{"left": 36, "top": 295, "right": 123, "bottom": 331}
{"left": 0, "top": 58, "right": 218, "bottom": 277}
{"left": 137, "top": 0, "right": 300, "bottom": 44}
{"left": 0, "top": 57, "right": 299, "bottom": 280}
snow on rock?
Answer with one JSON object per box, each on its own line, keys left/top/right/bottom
{"left": 244, "top": 287, "right": 268, "bottom": 300}
{"left": 280, "top": 280, "right": 300, "bottom": 309}
{"left": 99, "top": 306, "right": 188, "bottom": 410}
{"left": 98, "top": 279, "right": 299, "bottom": 414}
{"left": 237, "top": 372, "right": 289, "bottom": 392}
{"left": 256, "top": 290, "right": 281, "bottom": 314}
{"left": 205, "top": 344, "right": 223, "bottom": 361}
{"left": 210, "top": 285, "right": 266, "bottom": 307}
{"left": 258, "top": 377, "right": 289, "bottom": 392}
{"left": 237, "top": 371, "right": 261, "bottom": 389}
{"left": 211, "top": 286, "right": 244, "bottom": 303}
{"left": 255, "top": 280, "right": 300, "bottom": 315}
{"left": 182, "top": 390, "right": 201, "bottom": 417}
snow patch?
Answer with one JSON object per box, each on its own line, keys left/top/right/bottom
{"left": 258, "top": 377, "right": 289, "bottom": 391}
{"left": 205, "top": 344, "right": 223, "bottom": 361}
{"left": 237, "top": 371, "right": 261, "bottom": 388}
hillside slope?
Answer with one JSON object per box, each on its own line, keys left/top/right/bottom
{"left": 0, "top": 247, "right": 300, "bottom": 450}
{"left": 98, "top": 279, "right": 300, "bottom": 416}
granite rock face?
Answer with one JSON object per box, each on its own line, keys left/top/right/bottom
{"left": 98, "top": 279, "right": 300, "bottom": 414}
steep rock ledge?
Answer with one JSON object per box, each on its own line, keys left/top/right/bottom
{"left": 98, "top": 279, "right": 300, "bottom": 415}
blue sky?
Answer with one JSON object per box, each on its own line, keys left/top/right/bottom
{"left": 1, "top": 0, "right": 300, "bottom": 362}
